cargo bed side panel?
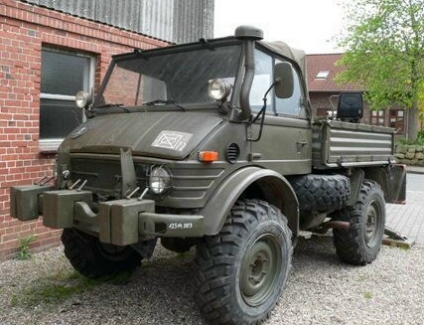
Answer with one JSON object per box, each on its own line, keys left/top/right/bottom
{"left": 313, "top": 120, "right": 395, "bottom": 169}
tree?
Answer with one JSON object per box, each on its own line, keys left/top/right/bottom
{"left": 336, "top": 0, "right": 424, "bottom": 140}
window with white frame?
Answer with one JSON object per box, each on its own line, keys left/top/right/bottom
{"left": 370, "top": 110, "right": 385, "bottom": 126}
{"left": 40, "top": 48, "right": 95, "bottom": 151}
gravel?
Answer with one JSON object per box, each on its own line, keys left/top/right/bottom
{"left": 1, "top": 237, "right": 423, "bottom": 325}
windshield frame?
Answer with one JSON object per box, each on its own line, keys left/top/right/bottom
{"left": 92, "top": 37, "right": 244, "bottom": 110}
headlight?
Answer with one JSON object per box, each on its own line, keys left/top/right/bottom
{"left": 208, "top": 79, "right": 232, "bottom": 101}
{"left": 75, "top": 91, "right": 91, "bottom": 108}
{"left": 148, "top": 166, "right": 172, "bottom": 194}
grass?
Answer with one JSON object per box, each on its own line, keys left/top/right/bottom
{"left": 15, "top": 234, "right": 37, "bottom": 260}
{"left": 10, "top": 271, "right": 95, "bottom": 307}
{"left": 9, "top": 267, "right": 139, "bottom": 308}
{"left": 363, "top": 292, "right": 373, "bottom": 299}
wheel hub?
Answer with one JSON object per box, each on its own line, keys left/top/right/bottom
{"left": 365, "top": 202, "right": 379, "bottom": 247}
{"left": 240, "top": 235, "right": 281, "bottom": 306}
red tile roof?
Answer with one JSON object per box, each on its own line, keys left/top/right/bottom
{"left": 306, "top": 53, "right": 364, "bottom": 92}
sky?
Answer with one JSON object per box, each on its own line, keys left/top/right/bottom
{"left": 214, "top": 0, "right": 347, "bottom": 54}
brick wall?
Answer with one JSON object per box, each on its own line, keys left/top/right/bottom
{"left": 0, "top": 0, "right": 167, "bottom": 260}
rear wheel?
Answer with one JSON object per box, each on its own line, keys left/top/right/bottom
{"left": 195, "top": 199, "right": 292, "bottom": 325}
{"left": 62, "top": 228, "right": 143, "bottom": 278}
{"left": 332, "top": 180, "right": 385, "bottom": 265}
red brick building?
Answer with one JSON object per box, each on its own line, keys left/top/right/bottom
{"left": 0, "top": 0, "right": 214, "bottom": 260}
{"left": 306, "top": 53, "right": 406, "bottom": 135}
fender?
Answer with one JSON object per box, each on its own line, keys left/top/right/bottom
{"left": 200, "top": 166, "right": 299, "bottom": 238}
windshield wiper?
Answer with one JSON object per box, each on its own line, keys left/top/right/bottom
{"left": 143, "top": 99, "right": 186, "bottom": 111}
{"left": 95, "top": 103, "right": 131, "bottom": 112}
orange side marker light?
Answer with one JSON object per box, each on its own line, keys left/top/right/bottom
{"left": 198, "top": 151, "right": 218, "bottom": 163}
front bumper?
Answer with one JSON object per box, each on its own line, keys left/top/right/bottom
{"left": 10, "top": 185, "right": 204, "bottom": 246}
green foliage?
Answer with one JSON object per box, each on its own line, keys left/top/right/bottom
{"left": 417, "top": 129, "right": 424, "bottom": 145}
{"left": 336, "top": 0, "right": 424, "bottom": 139}
{"left": 363, "top": 292, "right": 373, "bottom": 299}
{"left": 397, "top": 128, "right": 424, "bottom": 145}
{"left": 15, "top": 234, "right": 37, "bottom": 260}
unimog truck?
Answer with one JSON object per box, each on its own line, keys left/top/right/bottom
{"left": 11, "top": 26, "right": 406, "bottom": 324}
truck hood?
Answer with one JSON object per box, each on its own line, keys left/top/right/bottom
{"left": 60, "top": 112, "right": 224, "bottom": 159}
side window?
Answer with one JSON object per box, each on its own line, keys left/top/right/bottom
{"left": 249, "top": 50, "right": 272, "bottom": 111}
{"left": 275, "top": 60, "right": 303, "bottom": 116}
{"left": 40, "top": 48, "right": 94, "bottom": 151}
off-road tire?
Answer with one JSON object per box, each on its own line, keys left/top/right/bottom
{"left": 62, "top": 228, "right": 142, "bottom": 278}
{"left": 332, "top": 180, "right": 385, "bottom": 265}
{"left": 195, "top": 199, "right": 292, "bottom": 325}
{"left": 288, "top": 174, "right": 351, "bottom": 211}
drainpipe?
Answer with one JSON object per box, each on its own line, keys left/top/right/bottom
{"left": 235, "top": 26, "right": 263, "bottom": 120}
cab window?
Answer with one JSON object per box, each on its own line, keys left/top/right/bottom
{"left": 249, "top": 50, "right": 304, "bottom": 117}
{"left": 249, "top": 50, "right": 273, "bottom": 111}
{"left": 275, "top": 59, "right": 303, "bottom": 116}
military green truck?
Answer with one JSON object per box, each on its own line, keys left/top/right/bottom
{"left": 10, "top": 26, "right": 406, "bottom": 325}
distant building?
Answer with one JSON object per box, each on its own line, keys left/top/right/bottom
{"left": 306, "top": 53, "right": 406, "bottom": 135}
{"left": 0, "top": 0, "right": 214, "bottom": 260}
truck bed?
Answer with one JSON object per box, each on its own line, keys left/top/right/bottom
{"left": 312, "top": 119, "right": 396, "bottom": 169}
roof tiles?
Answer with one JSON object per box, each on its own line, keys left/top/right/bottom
{"left": 306, "top": 53, "right": 364, "bottom": 92}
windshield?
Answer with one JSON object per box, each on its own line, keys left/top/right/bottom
{"left": 95, "top": 44, "right": 242, "bottom": 107}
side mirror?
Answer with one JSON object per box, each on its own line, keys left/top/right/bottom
{"left": 274, "top": 62, "right": 294, "bottom": 99}
{"left": 337, "top": 92, "right": 363, "bottom": 122}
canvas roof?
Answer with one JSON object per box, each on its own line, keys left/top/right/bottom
{"left": 260, "top": 41, "right": 307, "bottom": 79}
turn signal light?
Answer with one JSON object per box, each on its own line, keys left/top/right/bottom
{"left": 198, "top": 151, "right": 218, "bottom": 162}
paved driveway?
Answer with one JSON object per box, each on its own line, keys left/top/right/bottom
{"left": 386, "top": 191, "right": 424, "bottom": 246}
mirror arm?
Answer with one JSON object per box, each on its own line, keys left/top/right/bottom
{"left": 247, "top": 80, "right": 279, "bottom": 142}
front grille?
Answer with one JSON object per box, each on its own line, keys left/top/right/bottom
{"left": 70, "top": 157, "right": 150, "bottom": 199}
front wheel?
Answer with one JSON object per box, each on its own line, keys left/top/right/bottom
{"left": 332, "top": 180, "right": 386, "bottom": 265}
{"left": 195, "top": 199, "right": 293, "bottom": 325}
{"left": 62, "top": 228, "right": 143, "bottom": 278}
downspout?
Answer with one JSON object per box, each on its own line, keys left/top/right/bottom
{"left": 235, "top": 26, "right": 263, "bottom": 120}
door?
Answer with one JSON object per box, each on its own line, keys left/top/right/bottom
{"left": 249, "top": 50, "right": 311, "bottom": 175}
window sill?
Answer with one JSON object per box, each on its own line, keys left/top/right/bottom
{"left": 39, "top": 138, "right": 63, "bottom": 153}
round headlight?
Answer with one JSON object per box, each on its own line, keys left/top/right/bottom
{"left": 149, "top": 166, "right": 172, "bottom": 194}
{"left": 75, "top": 91, "right": 91, "bottom": 108}
{"left": 208, "top": 79, "right": 232, "bottom": 101}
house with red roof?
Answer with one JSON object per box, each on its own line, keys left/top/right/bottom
{"left": 306, "top": 54, "right": 406, "bottom": 135}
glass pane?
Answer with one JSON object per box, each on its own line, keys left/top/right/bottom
{"left": 40, "top": 99, "right": 82, "bottom": 139}
{"left": 250, "top": 50, "right": 272, "bottom": 111}
{"left": 100, "top": 45, "right": 242, "bottom": 107}
{"left": 41, "top": 50, "right": 90, "bottom": 95}
{"left": 275, "top": 60, "right": 303, "bottom": 116}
